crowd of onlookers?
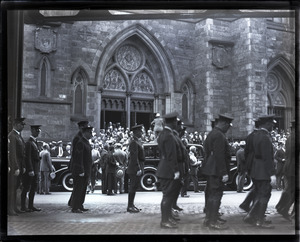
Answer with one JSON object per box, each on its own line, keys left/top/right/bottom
{"left": 45, "top": 122, "right": 290, "bottom": 160}
{"left": 39, "top": 122, "right": 291, "bottom": 194}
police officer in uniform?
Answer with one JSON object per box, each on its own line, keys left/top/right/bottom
{"left": 243, "top": 115, "right": 276, "bottom": 229}
{"left": 202, "top": 114, "right": 233, "bottom": 230}
{"left": 156, "top": 112, "right": 180, "bottom": 229}
{"left": 21, "top": 125, "right": 42, "bottom": 212}
{"left": 70, "top": 126, "right": 93, "bottom": 213}
{"left": 8, "top": 117, "right": 26, "bottom": 215}
{"left": 171, "top": 119, "right": 186, "bottom": 215}
{"left": 126, "top": 124, "right": 145, "bottom": 213}
{"left": 68, "top": 120, "right": 89, "bottom": 207}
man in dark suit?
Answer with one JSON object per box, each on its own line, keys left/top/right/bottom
{"left": 126, "top": 124, "right": 145, "bottom": 213}
{"left": 243, "top": 115, "right": 276, "bottom": 229}
{"left": 21, "top": 125, "right": 42, "bottom": 212}
{"left": 156, "top": 112, "right": 180, "bottom": 229}
{"left": 202, "top": 114, "right": 233, "bottom": 230}
{"left": 276, "top": 120, "right": 295, "bottom": 221}
{"left": 8, "top": 117, "right": 26, "bottom": 215}
{"left": 70, "top": 126, "right": 93, "bottom": 213}
{"left": 68, "top": 120, "right": 89, "bottom": 207}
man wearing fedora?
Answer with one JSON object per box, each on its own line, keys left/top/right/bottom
{"left": 156, "top": 112, "right": 180, "bottom": 229}
{"left": 126, "top": 124, "right": 145, "bottom": 213}
{"left": 243, "top": 115, "right": 277, "bottom": 229}
{"left": 70, "top": 126, "right": 93, "bottom": 213}
{"left": 202, "top": 114, "right": 233, "bottom": 230}
{"left": 8, "top": 117, "right": 26, "bottom": 215}
{"left": 21, "top": 125, "right": 42, "bottom": 212}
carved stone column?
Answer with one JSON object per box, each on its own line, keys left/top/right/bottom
{"left": 96, "top": 87, "right": 103, "bottom": 133}
{"left": 126, "top": 92, "right": 132, "bottom": 128}
{"left": 164, "top": 93, "right": 171, "bottom": 113}
{"left": 154, "top": 94, "right": 159, "bottom": 114}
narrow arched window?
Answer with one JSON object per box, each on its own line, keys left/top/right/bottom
{"left": 38, "top": 56, "right": 51, "bottom": 97}
{"left": 72, "top": 68, "right": 88, "bottom": 116}
{"left": 74, "top": 85, "right": 83, "bottom": 114}
{"left": 40, "top": 62, "right": 47, "bottom": 96}
{"left": 182, "top": 93, "right": 188, "bottom": 120}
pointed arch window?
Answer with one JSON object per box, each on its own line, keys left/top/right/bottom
{"left": 182, "top": 83, "right": 191, "bottom": 120}
{"left": 72, "top": 68, "right": 88, "bottom": 116}
{"left": 38, "top": 56, "right": 51, "bottom": 97}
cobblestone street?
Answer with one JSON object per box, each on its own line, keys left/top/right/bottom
{"left": 6, "top": 190, "right": 297, "bottom": 238}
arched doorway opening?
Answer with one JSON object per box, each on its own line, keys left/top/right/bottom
{"left": 267, "top": 56, "right": 295, "bottom": 131}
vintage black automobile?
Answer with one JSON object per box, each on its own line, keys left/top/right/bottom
{"left": 141, "top": 142, "right": 253, "bottom": 192}
{"left": 50, "top": 157, "right": 73, "bottom": 191}
{"left": 50, "top": 142, "right": 253, "bottom": 192}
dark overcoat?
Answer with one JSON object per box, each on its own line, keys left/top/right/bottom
{"left": 250, "top": 129, "right": 276, "bottom": 180}
{"left": 8, "top": 130, "right": 25, "bottom": 172}
{"left": 24, "top": 137, "right": 40, "bottom": 174}
{"left": 126, "top": 137, "right": 145, "bottom": 175}
{"left": 71, "top": 136, "right": 92, "bottom": 178}
{"left": 156, "top": 127, "right": 179, "bottom": 179}
{"left": 202, "top": 127, "right": 230, "bottom": 177}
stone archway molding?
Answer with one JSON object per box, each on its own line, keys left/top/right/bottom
{"left": 94, "top": 23, "right": 176, "bottom": 94}
{"left": 70, "top": 60, "right": 93, "bottom": 85}
{"left": 267, "top": 55, "right": 295, "bottom": 108}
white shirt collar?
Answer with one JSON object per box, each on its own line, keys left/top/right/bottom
{"left": 13, "top": 129, "right": 20, "bottom": 135}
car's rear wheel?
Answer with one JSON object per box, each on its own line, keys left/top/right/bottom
{"left": 140, "top": 170, "right": 158, "bottom": 191}
{"left": 62, "top": 172, "right": 74, "bottom": 191}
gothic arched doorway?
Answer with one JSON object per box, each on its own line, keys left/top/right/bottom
{"left": 267, "top": 56, "right": 295, "bottom": 131}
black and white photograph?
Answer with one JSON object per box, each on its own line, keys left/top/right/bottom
{"left": 1, "top": 0, "right": 299, "bottom": 240}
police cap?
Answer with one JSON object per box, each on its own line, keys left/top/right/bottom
{"left": 30, "top": 125, "right": 42, "bottom": 130}
{"left": 163, "top": 111, "right": 179, "bottom": 122}
{"left": 77, "top": 120, "right": 89, "bottom": 127}
{"left": 218, "top": 114, "right": 234, "bottom": 126}
{"left": 258, "top": 115, "right": 277, "bottom": 124}
{"left": 14, "top": 117, "right": 26, "bottom": 125}
{"left": 82, "top": 126, "right": 93, "bottom": 132}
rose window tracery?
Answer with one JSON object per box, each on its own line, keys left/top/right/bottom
{"left": 117, "top": 45, "right": 142, "bottom": 72}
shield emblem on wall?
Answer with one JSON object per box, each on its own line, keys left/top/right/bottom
{"left": 212, "top": 46, "right": 230, "bottom": 69}
{"left": 35, "top": 27, "right": 57, "bottom": 53}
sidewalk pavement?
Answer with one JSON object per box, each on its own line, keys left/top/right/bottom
{"left": 6, "top": 189, "right": 298, "bottom": 237}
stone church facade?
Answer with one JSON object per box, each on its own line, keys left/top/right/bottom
{"left": 20, "top": 13, "right": 295, "bottom": 141}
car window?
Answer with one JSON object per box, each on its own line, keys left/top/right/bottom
{"left": 143, "top": 144, "right": 159, "bottom": 159}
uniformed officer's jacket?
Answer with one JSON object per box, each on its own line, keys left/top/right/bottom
{"left": 283, "top": 132, "right": 295, "bottom": 177}
{"left": 126, "top": 136, "right": 145, "bottom": 175}
{"left": 25, "top": 136, "right": 41, "bottom": 174}
{"left": 173, "top": 130, "right": 188, "bottom": 178}
{"left": 250, "top": 128, "right": 276, "bottom": 180}
{"left": 202, "top": 127, "right": 230, "bottom": 177}
{"left": 244, "top": 129, "right": 258, "bottom": 173}
{"left": 8, "top": 129, "right": 25, "bottom": 172}
{"left": 156, "top": 126, "right": 179, "bottom": 179}
{"left": 71, "top": 136, "right": 93, "bottom": 178}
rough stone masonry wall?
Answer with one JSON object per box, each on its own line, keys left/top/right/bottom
{"left": 231, "top": 18, "right": 268, "bottom": 139}
{"left": 194, "top": 19, "right": 233, "bottom": 134}
{"left": 22, "top": 19, "right": 195, "bottom": 139}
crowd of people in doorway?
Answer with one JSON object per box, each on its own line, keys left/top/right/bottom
{"left": 8, "top": 112, "right": 295, "bottom": 231}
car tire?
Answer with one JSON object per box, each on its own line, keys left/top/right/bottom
{"left": 234, "top": 173, "right": 253, "bottom": 191}
{"left": 62, "top": 172, "right": 74, "bottom": 191}
{"left": 140, "top": 170, "right": 158, "bottom": 191}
